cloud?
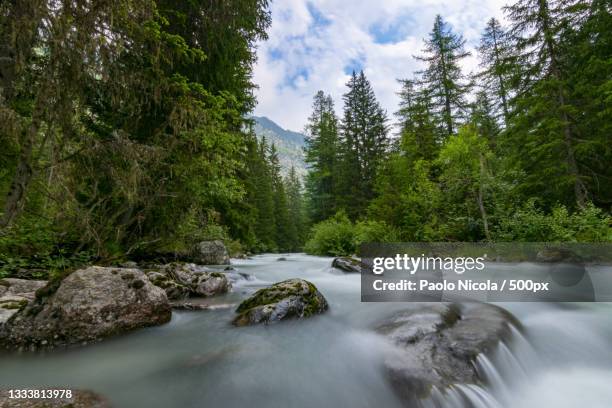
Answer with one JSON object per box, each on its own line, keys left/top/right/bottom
{"left": 253, "top": 0, "right": 508, "bottom": 132}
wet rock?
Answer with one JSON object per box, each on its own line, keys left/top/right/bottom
{"left": 536, "top": 247, "right": 581, "bottom": 263}
{"left": 0, "top": 279, "right": 48, "bottom": 330}
{"left": 378, "top": 303, "right": 518, "bottom": 402}
{"left": 146, "top": 263, "right": 231, "bottom": 301}
{"left": 145, "top": 271, "right": 191, "bottom": 300}
{"left": 191, "top": 240, "right": 230, "bottom": 265}
{"left": 224, "top": 266, "right": 235, "bottom": 271}
{"left": 119, "top": 260, "right": 139, "bottom": 268}
{"left": 170, "top": 300, "right": 236, "bottom": 311}
{"left": 0, "top": 389, "right": 111, "bottom": 407}
{"left": 277, "top": 257, "right": 287, "bottom": 261}
{"left": 0, "top": 266, "right": 171, "bottom": 350}
{"left": 193, "top": 272, "right": 231, "bottom": 297}
{"left": 233, "top": 279, "right": 328, "bottom": 326}
{"left": 332, "top": 257, "right": 362, "bottom": 273}
{"left": 0, "top": 295, "right": 29, "bottom": 329}
{"left": 0, "top": 278, "right": 47, "bottom": 299}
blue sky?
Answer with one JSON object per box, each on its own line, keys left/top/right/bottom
{"left": 253, "top": 0, "right": 507, "bottom": 132}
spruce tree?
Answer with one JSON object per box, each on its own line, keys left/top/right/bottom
{"left": 470, "top": 90, "right": 501, "bottom": 146}
{"left": 559, "top": 0, "right": 612, "bottom": 207}
{"left": 477, "top": 18, "right": 515, "bottom": 125}
{"left": 251, "top": 137, "right": 276, "bottom": 251}
{"left": 416, "top": 15, "right": 471, "bottom": 137}
{"left": 304, "top": 91, "right": 340, "bottom": 223}
{"left": 269, "top": 144, "right": 292, "bottom": 251}
{"left": 337, "top": 71, "right": 389, "bottom": 219}
{"left": 396, "top": 79, "right": 442, "bottom": 161}
{"left": 504, "top": 0, "right": 588, "bottom": 208}
{"left": 285, "top": 166, "right": 305, "bottom": 250}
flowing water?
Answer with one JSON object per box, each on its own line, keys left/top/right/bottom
{"left": 2, "top": 254, "right": 612, "bottom": 407}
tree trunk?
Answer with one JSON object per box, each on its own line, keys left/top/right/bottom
{"left": 477, "top": 156, "right": 491, "bottom": 240}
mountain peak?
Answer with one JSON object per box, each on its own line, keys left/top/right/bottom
{"left": 251, "top": 116, "right": 307, "bottom": 177}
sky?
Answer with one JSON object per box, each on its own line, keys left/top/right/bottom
{"left": 252, "top": 0, "right": 508, "bottom": 132}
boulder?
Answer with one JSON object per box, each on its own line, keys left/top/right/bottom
{"left": 0, "top": 278, "right": 48, "bottom": 329}
{"left": 377, "top": 303, "right": 518, "bottom": 402}
{"left": 0, "top": 389, "right": 110, "bottom": 407}
{"left": 193, "top": 272, "right": 230, "bottom": 297}
{"left": 332, "top": 257, "right": 362, "bottom": 273}
{"left": 233, "top": 279, "right": 328, "bottom": 326}
{"left": 277, "top": 257, "right": 287, "bottom": 261}
{"left": 191, "top": 240, "right": 230, "bottom": 265}
{"left": 0, "top": 266, "right": 171, "bottom": 350}
{"left": 145, "top": 263, "right": 231, "bottom": 300}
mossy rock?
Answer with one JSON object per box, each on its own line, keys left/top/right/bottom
{"left": 145, "top": 265, "right": 230, "bottom": 300}
{"left": 233, "top": 279, "right": 328, "bottom": 326}
{"left": 0, "top": 298, "right": 28, "bottom": 310}
{"left": 146, "top": 271, "right": 191, "bottom": 300}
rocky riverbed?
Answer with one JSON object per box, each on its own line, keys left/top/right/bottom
{"left": 2, "top": 253, "right": 610, "bottom": 408}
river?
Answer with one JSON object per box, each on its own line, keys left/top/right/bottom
{"left": 2, "top": 253, "right": 612, "bottom": 407}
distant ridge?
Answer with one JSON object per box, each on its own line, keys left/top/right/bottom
{"left": 251, "top": 116, "right": 307, "bottom": 178}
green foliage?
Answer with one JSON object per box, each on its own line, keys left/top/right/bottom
{"left": 415, "top": 15, "right": 471, "bottom": 137}
{"left": 0, "top": 0, "right": 281, "bottom": 273}
{"left": 304, "top": 212, "right": 399, "bottom": 256}
{"left": 304, "top": 91, "right": 340, "bottom": 223}
{"left": 353, "top": 220, "right": 400, "bottom": 253}
{"left": 494, "top": 201, "right": 611, "bottom": 242}
{"left": 305, "top": 6, "right": 611, "bottom": 246}
{"left": 0, "top": 217, "right": 94, "bottom": 279}
{"left": 304, "top": 212, "right": 355, "bottom": 256}
{"left": 336, "top": 71, "right": 389, "bottom": 219}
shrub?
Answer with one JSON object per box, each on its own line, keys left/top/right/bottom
{"left": 304, "top": 213, "right": 399, "bottom": 256}
{"left": 353, "top": 220, "right": 400, "bottom": 255}
{"left": 304, "top": 212, "right": 355, "bottom": 256}
{"left": 0, "top": 216, "right": 94, "bottom": 279}
{"left": 494, "top": 200, "right": 611, "bottom": 242}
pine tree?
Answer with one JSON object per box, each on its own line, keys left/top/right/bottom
{"left": 304, "top": 91, "right": 340, "bottom": 223}
{"left": 560, "top": 0, "right": 612, "bottom": 207}
{"left": 504, "top": 0, "right": 588, "bottom": 208}
{"left": 416, "top": 15, "right": 471, "bottom": 137}
{"left": 470, "top": 90, "right": 501, "bottom": 146}
{"left": 337, "top": 71, "right": 389, "bottom": 219}
{"left": 285, "top": 166, "right": 305, "bottom": 250}
{"left": 396, "top": 79, "right": 442, "bottom": 162}
{"left": 477, "top": 18, "right": 515, "bottom": 125}
{"left": 251, "top": 137, "right": 276, "bottom": 251}
{"left": 269, "top": 144, "right": 292, "bottom": 251}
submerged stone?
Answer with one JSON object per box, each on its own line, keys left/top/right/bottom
{"left": 377, "top": 303, "right": 519, "bottom": 403}
{"left": 332, "top": 256, "right": 362, "bottom": 273}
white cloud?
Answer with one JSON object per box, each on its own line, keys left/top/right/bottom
{"left": 253, "top": 0, "right": 508, "bottom": 132}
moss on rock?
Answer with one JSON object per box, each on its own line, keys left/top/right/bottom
{"left": 233, "top": 279, "right": 328, "bottom": 326}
